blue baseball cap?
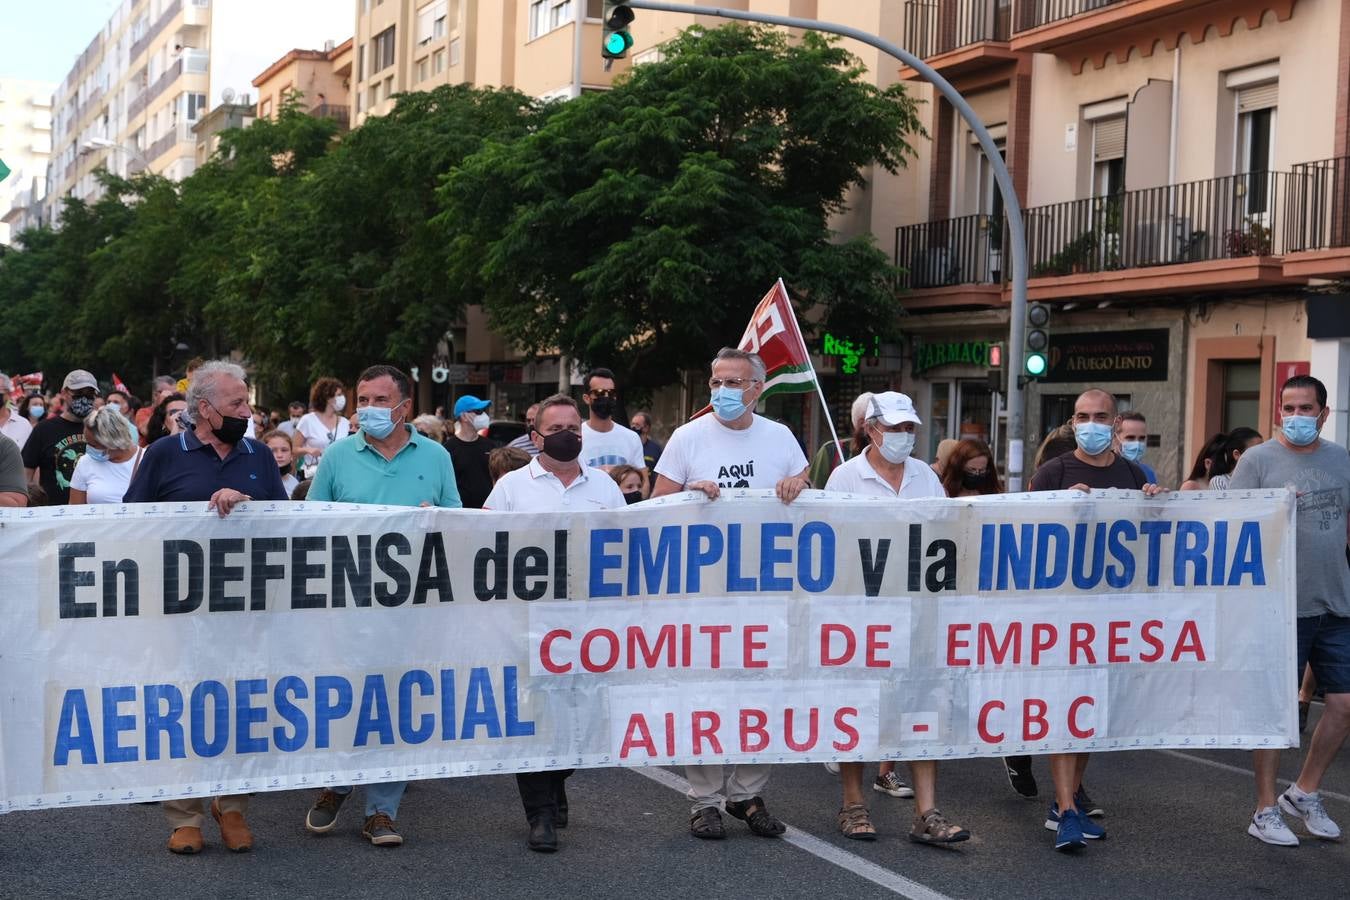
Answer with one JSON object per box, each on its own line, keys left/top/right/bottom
{"left": 453, "top": 395, "right": 491, "bottom": 418}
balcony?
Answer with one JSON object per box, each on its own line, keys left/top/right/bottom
{"left": 895, "top": 214, "right": 1007, "bottom": 309}
{"left": 146, "top": 122, "right": 194, "bottom": 164}
{"left": 1023, "top": 171, "right": 1298, "bottom": 300}
{"left": 1282, "top": 157, "right": 1350, "bottom": 279}
{"left": 899, "top": 0, "right": 1019, "bottom": 81}
{"left": 310, "top": 103, "right": 351, "bottom": 132}
{"left": 1011, "top": 0, "right": 1297, "bottom": 72}
{"left": 130, "top": 0, "right": 183, "bottom": 61}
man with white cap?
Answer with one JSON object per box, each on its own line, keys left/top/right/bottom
{"left": 22, "top": 369, "right": 99, "bottom": 504}
{"left": 823, "top": 392, "right": 970, "bottom": 845}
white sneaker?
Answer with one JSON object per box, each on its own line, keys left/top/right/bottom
{"left": 1248, "top": 806, "right": 1299, "bottom": 846}
{"left": 823, "top": 762, "right": 840, "bottom": 775}
{"left": 1280, "top": 788, "right": 1342, "bottom": 840}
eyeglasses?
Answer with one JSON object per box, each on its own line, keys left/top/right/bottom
{"left": 709, "top": 378, "right": 759, "bottom": 390}
{"left": 588, "top": 389, "right": 617, "bottom": 399}
{"left": 965, "top": 469, "right": 990, "bottom": 478}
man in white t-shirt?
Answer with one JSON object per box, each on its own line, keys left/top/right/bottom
{"left": 651, "top": 347, "right": 810, "bottom": 840}
{"left": 579, "top": 368, "right": 644, "bottom": 469}
{"left": 484, "top": 393, "right": 625, "bottom": 853}
{"left": 824, "top": 391, "right": 970, "bottom": 846}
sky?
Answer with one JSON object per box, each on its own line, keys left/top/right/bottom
{"left": 0, "top": 0, "right": 125, "bottom": 84}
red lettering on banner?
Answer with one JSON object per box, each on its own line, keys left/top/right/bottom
{"left": 540, "top": 629, "right": 572, "bottom": 674}
{"left": 580, "top": 629, "right": 620, "bottom": 672}
{"left": 865, "top": 625, "right": 892, "bottom": 668}
{"left": 1068, "top": 696, "right": 1096, "bottom": 738}
{"left": 784, "top": 708, "right": 819, "bottom": 751}
{"left": 821, "top": 624, "right": 856, "bottom": 666}
{"left": 681, "top": 624, "right": 693, "bottom": 667}
{"left": 664, "top": 712, "right": 676, "bottom": 756}
{"left": 1107, "top": 621, "right": 1130, "bottom": 663}
{"left": 832, "top": 708, "right": 860, "bottom": 751}
{"left": 628, "top": 624, "right": 676, "bottom": 669}
{"left": 1139, "top": 619, "right": 1165, "bottom": 661}
{"left": 699, "top": 625, "right": 732, "bottom": 669}
{"left": 692, "top": 711, "right": 723, "bottom": 754}
{"left": 619, "top": 714, "right": 656, "bottom": 759}
{"left": 978, "top": 700, "right": 1005, "bottom": 743}
{"left": 947, "top": 623, "right": 972, "bottom": 666}
{"left": 1069, "top": 623, "right": 1095, "bottom": 665}
{"left": 979, "top": 622, "right": 1022, "bottom": 665}
{"left": 740, "top": 709, "right": 769, "bottom": 752}
{"left": 1030, "top": 624, "right": 1057, "bottom": 665}
{"left": 1172, "top": 620, "right": 1207, "bottom": 661}
{"left": 743, "top": 625, "right": 768, "bottom": 669}
{"left": 1023, "top": 698, "right": 1049, "bottom": 740}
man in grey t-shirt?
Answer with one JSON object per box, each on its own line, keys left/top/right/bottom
{"left": 1230, "top": 374, "right": 1350, "bottom": 847}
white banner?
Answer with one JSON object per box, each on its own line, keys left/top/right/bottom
{"left": 0, "top": 489, "right": 1297, "bottom": 812}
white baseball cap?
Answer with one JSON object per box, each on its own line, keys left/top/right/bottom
{"left": 867, "top": 391, "right": 921, "bottom": 426}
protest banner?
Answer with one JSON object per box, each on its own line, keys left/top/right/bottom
{"left": 0, "top": 489, "right": 1296, "bottom": 812}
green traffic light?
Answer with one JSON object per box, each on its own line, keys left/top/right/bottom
{"left": 1025, "top": 353, "right": 1048, "bottom": 377}
{"left": 604, "top": 31, "right": 632, "bottom": 56}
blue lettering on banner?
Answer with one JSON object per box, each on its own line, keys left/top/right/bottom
{"left": 50, "top": 666, "right": 537, "bottom": 765}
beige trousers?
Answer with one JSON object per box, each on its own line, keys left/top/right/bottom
{"left": 163, "top": 794, "right": 249, "bottom": 830}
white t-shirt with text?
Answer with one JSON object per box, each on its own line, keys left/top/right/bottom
{"left": 655, "top": 413, "right": 808, "bottom": 490}
{"left": 581, "top": 421, "right": 645, "bottom": 468}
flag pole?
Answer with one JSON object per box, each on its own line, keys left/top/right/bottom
{"left": 777, "top": 279, "right": 845, "bottom": 463}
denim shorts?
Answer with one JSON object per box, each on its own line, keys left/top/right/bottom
{"left": 1296, "top": 614, "right": 1350, "bottom": 695}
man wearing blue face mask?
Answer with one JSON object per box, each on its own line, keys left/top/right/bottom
{"left": 303, "top": 364, "right": 460, "bottom": 849}
{"left": 1230, "top": 374, "right": 1350, "bottom": 848}
{"left": 1113, "top": 410, "right": 1157, "bottom": 484}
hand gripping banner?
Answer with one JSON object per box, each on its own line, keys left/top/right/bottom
{"left": 0, "top": 489, "right": 1296, "bottom": 812}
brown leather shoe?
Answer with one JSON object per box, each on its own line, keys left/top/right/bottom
{"left": 167, "top": 826, "right": 203, "bottom": 854}
{"left": 211, "top": 801, "right": 254, "bottom": 852}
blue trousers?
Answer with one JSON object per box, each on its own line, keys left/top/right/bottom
{"left": 332, "top": 780, "right": 407, "bottom": 819}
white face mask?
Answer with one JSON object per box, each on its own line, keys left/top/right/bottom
{"left": 472, "top": 412, "right": 491, "bottom": 431}
{"left": 876, "top": 430, "right": 915, "bottom": 464}
{"left": 333, "top": 394, "right": 347, "bottom": 413}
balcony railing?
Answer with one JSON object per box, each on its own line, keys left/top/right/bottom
{"left": 895, "top": 213, "right": 1007, "bottom": 289}
{"left": 1024, "top": 171, "right": 1288, "bottom": 277}
{"left": 1286, "top": 157, "right": 1350, "bottom": 252}
{"left": 146, "top": 122, "right": 193, "bottom": 163}
{"left": 310, "top": 103, "right": 351, "bottom": 131}
{"left": 131, "top": 0, "right": 183, "bottom": 60}
{"left": 906, "top": 0, "right": 1012, "bottom": 58}
{"left": 1015, "top": 0, "right": 1123, "bottom": 33}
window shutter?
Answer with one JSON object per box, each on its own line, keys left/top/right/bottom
{"left": 1093, "top": 117, "right": 1125, "bottom": 161}
{"left": 1237, "top": 82, "right": 1278, "bottom": 112}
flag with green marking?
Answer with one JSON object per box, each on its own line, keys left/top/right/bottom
{"left": 0, "top": 158, "right": 11, "bottom": 182}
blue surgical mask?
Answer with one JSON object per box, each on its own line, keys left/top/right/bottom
{"left": 711, "top": 387, "right": 748, "bottom": 422}
{"left": 358, "top": 403, "right": 402, "bottom": 440}
{"left": 1075, "top": 422, "right": 1114, "bottom": 456}
{"left": 1282, "top": 415, "right": 1320, "bottom": 447}
{"left": 85, "top": 447, "right": 109, "bottom": 462}
{"left": 29, "top": 404, "right": 44, "bottom": 418}
{"left": 876, "top": 430, "right": 916, "bottom": 464}
{"left": 1120, "top": 439, "right": 1146, "bottom": 462}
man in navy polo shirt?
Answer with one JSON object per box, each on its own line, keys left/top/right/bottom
{"left": 122, "top": 360, "right": 288, "bottom": 855}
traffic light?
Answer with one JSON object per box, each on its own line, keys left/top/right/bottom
{"left": 602, "top": 2, "right": 635, "bottom": 60}
{"left": 986, "top": 341, "right": 1006, "bottom": 393}
{"left": 1024, "top": 303, "right": 1051, "bottom": 379}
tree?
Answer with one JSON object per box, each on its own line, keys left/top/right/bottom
{"left": 442, "top": 25, "right": 922, "bottom": 391}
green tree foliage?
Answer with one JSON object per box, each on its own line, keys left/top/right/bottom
{"left": 442, "top": 26, "right": 922, "bottom": 389}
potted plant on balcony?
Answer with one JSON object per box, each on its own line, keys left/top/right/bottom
{"left": 1224, "top": 216, "right": 1273, "bottom": 257}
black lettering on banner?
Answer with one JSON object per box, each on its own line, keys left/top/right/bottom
{"left": 375, "top": 533, "right": 412, "bottom": 607}
{"left": 907, "top": 525, "right": 922, "bottom": 592}
{"left": 474, "top": 532, "right": 509, "bottom": 601}
{"left": 163, "top": 540, "right": 204, "bottom": 614}
{"left": 291, "top": 536, "right": 327, "bottom": 609}
{"left": 858, "top": 538, "right": 890, "bottom": 598}
{"left": 208, "top": 539, "right": 246, "bottom": 612}
{"left": 553, "top": 529, "right": 568, "bottom": 600}
{"left": 101, "top": 559, "right": 139, "bottom": 617}
{"left": 332, "top": 535, "right": 372, "bottom": 607}
{"left": 250, "top": 537, "right": 287, "bottom": 611}
{"left": 926, "top": 539, "right": 957, "bottom": 592}
{"left": 413, "top": 532, "right": 453, "bottom": 604}
{"left": 58, "top": 543, "right": 97, "bottom": 619}
{"left": 513, "top": 546, "right": 549, "bottom": 601}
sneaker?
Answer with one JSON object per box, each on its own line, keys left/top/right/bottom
{"left": 1075, "top": 785, "right": 1104, "bottom": 817}
{"left": 362, "top": 812, "right": 403, "bottom": 847}
{"left": 305, "top": 788, "right": 348, "bottom": 833}
{"left": 1280, "top": 788, "right": 1341, "bottom": 840}
{"left": 873, "top": 772, "right": 914, "bottom": 798}
{"left": 1054, "top": 808, "right": 1088, "bottom": 852}
{"left": 1045, "top": 803, "right": 1105, "bottom": 839}
{"left": 823, "top": 762, "right": 840, "bottom": 775}
{"left": 1003, "top": 757, "right": 1038, "bottom": 799}
{"left": 1248, "top": 805, "right": 1299, "bottom": 846}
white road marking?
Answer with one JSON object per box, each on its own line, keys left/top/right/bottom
{"left": 1162, "top": 750, "right": 1350, "bottom": 804}
{"left": 630, "top": 767, "right": 957, "bottom": 900}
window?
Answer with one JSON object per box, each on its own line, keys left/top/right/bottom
{"left": 1236, "top": 85, "right": 1276, "bottom": 216}
{"left": 417, "top": 57, "right": 430, "bottom": 83}
{"left": 433, "top": 49, "right": 446, "bottom": 75}
{"left": 530, "top": 0, "right": 575, "bottom": 38}
{"left": 586, "top": 0, "right": 602, "bottom": 17}
{"left": 259, "top": 97, "right": 272, "bottom": 118}
{"left": 417, "top": 1, "right": 447, "bottom": 44}
{"left": 1222, "top": 361, "right": 1261, "bottom": 432}
{"left": 449, "top": 38, "right": 461, "bottom": 67}
{"left": 1091, "top": 116, "right": 1125, "bottom": 198}
{"left": 185, "top": 92, "right": 206, "bottom": 120}
{"left": 357, "top": 43, "right": 365, "bottom": 82}
{"left": 373, "top": 26, "right": 396, "bottom": 73}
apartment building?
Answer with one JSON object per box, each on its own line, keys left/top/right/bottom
{"left": 0, "top": 78, "right": 55, "bottom": 243}
{"left": 44, "top": 0, "right": 351, "bottom": 226}
{"left": 252, "top": 39, "right": 355, "bottom": 131}
{"left": 889, "top": 0, "right": 1350, "bottom": 483}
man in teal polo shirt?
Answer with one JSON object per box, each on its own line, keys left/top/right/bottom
{"left": 302, "top": 364, "right": 460, "bottom": 846}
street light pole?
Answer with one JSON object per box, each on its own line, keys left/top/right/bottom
{"left": 622, "top": 1, "right": 1031, "bottom": 489}
{"left": 79, "top": 140, "right": 150, "bottom": 173}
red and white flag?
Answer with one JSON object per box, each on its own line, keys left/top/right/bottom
{"left": 110, "top": 373, "right": 129, "bottom": 394}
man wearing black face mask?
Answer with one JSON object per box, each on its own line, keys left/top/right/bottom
{"left": 484, "top": 394, "right": 625, "bottom": 852}
{"left": 22, "top": 369, "right": 98, "bottom": 504}
{"left": 580, "top": 368, "right": 644, "bottom": 469}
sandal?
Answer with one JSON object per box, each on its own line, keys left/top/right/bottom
{"left": 724, "top": 796, "right": 786, "bottom": 837}
{"left": 909, "top": 808, "right": 970, "bottom": 845}
{"left": 690, "top": 807, "right": 725, "bottom": 839}
{"left": 837, "top": 802, "right": 877, "bottom": 841}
